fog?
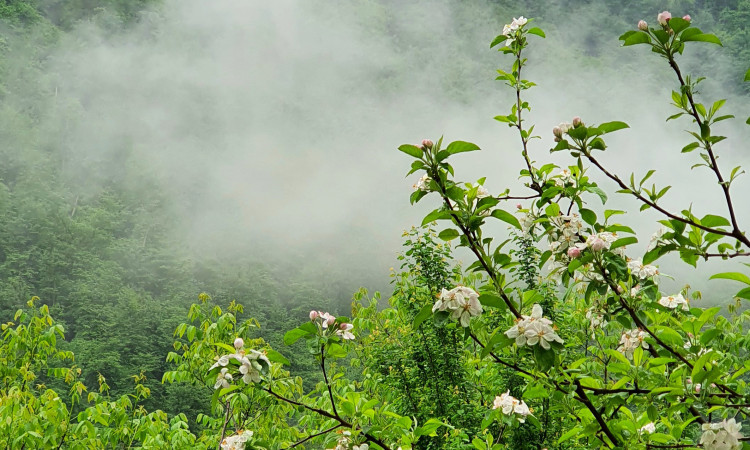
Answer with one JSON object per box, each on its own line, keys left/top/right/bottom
{"left": 31, "top": 0, "right": 750, "bottom": 300}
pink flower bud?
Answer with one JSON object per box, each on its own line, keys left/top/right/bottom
{"left": 682, "top": 14, "right": 691, "bottom": 22}
{"left": 657, "top": 11, "right": 671, "bottom": 26}
{"left": 589, "top": 237, "right": 606, "bottom": 251}
{"left": 309, "top": 310, "right": 318, "bottom": 321}
{"left": 234, "top": 337, "right": 244, "bottom": 350}
{"left": 567, "top": 247, "right": 581, "bottom": 259}
{"left": 552, "top": 126, "right": 562, "bottom": 138}
{"left": 516, "top": 203, "right": 522, "bottom": 209}
{"left": 638, "top": 20, "right": 648, "bottom": 31}
{"left": 421, "top": 139, "right": 433, "bottom": 149}
{"left": 572, "top": 116, "right": 582, "bottom": 128}
{"left": 339, "top": 322, "right": 348, "bottom": 330}
{"left": 327, "top": 316, "right": 336, "bottom": 326}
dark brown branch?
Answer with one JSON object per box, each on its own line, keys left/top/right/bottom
{"left": 217, "top": 399, "right": 232, "bottom": 450}
{"left": 285, "top": 424, "right": 342, "bottom": 449}
{"left": 574, "top": 381, "right": 619, "bottom": 447}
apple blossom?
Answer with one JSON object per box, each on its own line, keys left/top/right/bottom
{"left": 618, "top": 328, "right": 649, "bottom": 359}
{"left": 505, "top": 304, "right": 562, "bottom": 349}
{"left": 421, "top": 139, "right": 433, "bottom": 149}
{"left": 657, "top": 11, "right": 672, "bottom": 26}
{"left": 493, "top": 391, "right": 531, "bottom": 422}
{"left": 214, "top": 368, "right": 232, "bottom": 390}
{"left": 233, "top": 337, "right": 244, "bottom": 350}
{"left": 309, "top": 310, "right": 318, "bottom": 320}
{"left": 658, "top": 293, "right": 689, "bottom": 311}
{"left": 640, "top": 422, "right": 656, "bottom": 434}
{"left": 336, "top": 322, "right": 355, "bottom": 340}
{"left": 552, "top": 126, "right": 562, "bottom": 138}
{"left": 700, "top": 419, "right": 743, "bottom": 450}
{"left": 433, "top": 286, "right": 482, "bottom": 326}
{"left": 683, "top": 14, "right": 692, "bottom": 22}
{"left": 413, "top": 174, "right": 430, "bottom": 191}
{"left": 567, "top": 246, "right": 581, "bottom": 259}
{"left": 638, "top": 20, "right": 648, "bottom": 31}
{"left": 572, "top": 116, "right": 582, "bottom": 127}
{"left": 627, "top": 259, "right": 659, "bottom": 279}
{"left": 476, "top": 185, "right": 490, "bottom": 199}
{"left": 221, "top": 430, "right": 254, "bottom": 450}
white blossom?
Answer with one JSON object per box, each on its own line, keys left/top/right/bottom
{"left": 214, "top": 368, "right": 233, "bottom": 390}
{"left": 220, "top": 430, "right": 254, "bottom": 450}
{"left": 336, "top": 323, "right": 356, "bottom": 340}
{"left": 647, "top": 226, "right": 669, "bottom": 251}
{"left": 701, "top": 419, "right": 743, "bottom": 450}
{"left": 505, "top": 304, "right": 562, "bottom": 348}
{"left": 585, "top": 308, "right": 607, "bottom": 335}
{"left": 493, "top": 391, "right": 531, "bottom": 422}
{"left": 627, "top": 259, "right": 659, "bottom": 279}
{"left": 476, "top": 185, "right": 490, "bottom": 199}
{"left": 617, "top": 329, "right": 649, "bottom": 359}
{"left": 433, "top": 286, "right": 482, "bottom": 326}
{"left": 413, "top": 174, "right": 430, "bottom": 192}
{"left": 658, "top": 293, "right": 689, "bottom": 311}
{"left": 640, "top": 422, "right": 656, "bottom": 434}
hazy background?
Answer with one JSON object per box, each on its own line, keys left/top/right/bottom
{"left": 27, "top": 0, "right": 750, "bottom": 300}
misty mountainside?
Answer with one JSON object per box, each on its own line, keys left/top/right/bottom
{"left": 1, "top": 0, "right": 750, "bottom": 448}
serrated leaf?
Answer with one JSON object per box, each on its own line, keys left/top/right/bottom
{"left": 438, "top": 228, "right": 460, "bottom": 241}
{"left": 709, "top": 272, "right": 750, "bottom": 285}
{"left": 490, "top": 209, "right": 521, "bottom": 229}
{"left": 413, "top": 304, "right": 433, "bottom": 329}
{"left": 398, "top": 144, "right": 423, "bottom": 158}
{"left": 446, "top": 140, "right": 480, "bottom": 155}
{"left": 597, "top": 121, "right": 630, "bottom": 134}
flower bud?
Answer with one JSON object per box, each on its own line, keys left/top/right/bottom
{"left": 552, "top": 126, "right": 562, "bottom": 138}
{"left": 234, "top": 337, "right": 244, "bottom": 350}
{"left": 572, "top": 116, "right": 582, "bottom": 128}
{"left": 657, "top": 11, "right": 671, "bottom": 26}
{"left": 340, "top": 322, "right": 348, "bottom": 330}
{"left": 516, "top": 203, "right": 522, "bottom": 209}
{"left": 309, "top": 310, "right": 318, "bottom": 321}
{"left": 421, "top": 139, "right": 433, "bottom": 149}
{"left": 589, "top": 236, "right": 606, "bottom": 251}
{"left": 327, "top": 316, "right": 336, "bottom": 326}
{"left": 682, "top": 14, "right": 691, "bottom": 22}
{"left": 567, "top": 247, "right": 581, "bottom": 259}
{"left": 637, "top": 20, "right": 648, "bottom": 31}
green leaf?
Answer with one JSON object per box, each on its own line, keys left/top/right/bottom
{"left": 709, "top": 272, "right": 750, "bottom": 285}
{"left": 669, "top": 17, "right": 690, "bottom": 33}
{"left": 681, "top": 33, "right": 722, "bottom": 45}
{"left": 527, "top": 27, "right": 545, "bottom": 38}
{"left": 398, "top": 144, "right": 423, "bottom": 158}
{"left": 597, "top": 121, "right": 630, "bottom": 134}
{"left": 585, "top": 186, "right": 608, "bottom": 204}
{"left": 446, "top": 140, "right": 481, "bottom": 155}
{"left": 438, "top": 229, "right": 460, "bottom": 241}
{"left": 479, "top": 293, "right": 506, "bottom": 309}
{"left": 490, "top": 209, "right": 521, "bottom": 229}
{"left": 413, "top": 304, "right": 433, "bottom": 329}
{"left": 681, "top": 142, "right": 700, "bottom": 153}
{"left": 580, "top": 208, "right": 596, "bottom": 225}
{"left": 326, "top": 343, "right": 348, "bottom": 358}
{"left": 611, "top": 236, "right": 638, "bottom": 250}
{"left": 745, "top": 67, "right": 750, "bottom": 82}
{"left": 700, "top": 214, "right": 730, "bottom": 228}
{"left": 533, "top": 345, "right": 555, "bottom": 372}
{"left": 283, "top": 327, "right": 311, "bottom": 346}
{"left": 422, "top": 209, "right": 451, "bottom": 226}
{"left": 265, "top": 349, "right": 290, "bottom": 365}
{"left": 622, "top": 31, "right": 651, "bottom": 46}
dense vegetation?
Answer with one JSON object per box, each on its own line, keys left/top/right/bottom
{"left": 3, "top": 0, "right": 750, "bottom": 449}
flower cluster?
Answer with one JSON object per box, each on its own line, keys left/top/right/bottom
{"left": 501, "top": 16, "right": 528, "bottom": 47}
{"left": 586, "top": 232, "right": 618, "bottom": 252}
{"left": 309, "top": 311, "right": 356, "bottom": 340}
{"left": 700, "top": 419, "right": 743, "bottom": 450}
{"left": 627, "top": 259, "right": 659, "bottom": 279}
{"left": 413, "top": 174, "right": 430, "bottom": 192}
{"left": 210, "top": 338, "right": 270, "bottom": 388}
{"left": 432, "top": 286, "right": 483, "bottom": 327}
{"left": 617, "top": 329, "right": 649, "bottom": 359}
{"left": 639, "top": 422, "right": 656, "bottom": 435}
{"left": 554, "top": 169, "right": 576, "bottom": 187}
{"left": 505, "top": 304, "right": 563, "bottom": 350}
{"left": 585, "top": 307, "right": 607, "bottom": 335}
{"left": 493, "top": 391, "right": 531, "bottom": 423}
{"left": 327, "top": 430, "right": 369, "bottom": 450}
{"left": 658, "top": 293, "right": 689, "bottom": 311}
{"left": 220, "top": 430, "right": 254, "bottom": 450}
{"left": 548, "top": 213, "right": 584, "bottom": 254}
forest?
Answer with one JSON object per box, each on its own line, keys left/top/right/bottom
{"left": 2, "top": 0, "right": 750, "bottom": 448}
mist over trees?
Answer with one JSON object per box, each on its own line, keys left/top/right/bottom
{"left": 2, "top": 0, "right": 750, "bottom": 449}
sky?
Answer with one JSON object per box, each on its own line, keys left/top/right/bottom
{"left": 37, "top": 0, "right": 750, "bottom": 301}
